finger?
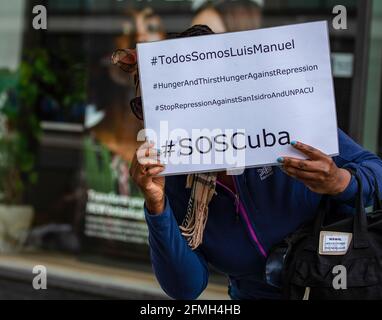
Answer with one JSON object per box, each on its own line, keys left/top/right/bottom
{"left": 137, "top": 162, "right": 164, "bottom": 176}
{"left": 291, "top": 141, "right": 327, "bottom": 160}
{"left": 130, "top": 158, "right": 142, "bottom": 182}
{"left": 283, "top": 166, "right": 320, "bottom": 181}
{"left": 132, "top": 164, "right": 164, "bottom": 187}
{"left": 138, "top": 149, "right": 159, "bottom": 160}
{"left": 282, "top": 157, "right": 326, "bottom": 173}
{"left": 131, "top": 150, "right": 160, "bottom": 178}
{"left": 137, "top": 148, "right": 161, "bottom": 161}
{"left": 138, "top": 156, "right": 162, "bottom": 166}
{"left": 138, "top": 140, "right": 153, "bottom": 149}
{"left": 136, "top": 142, "right": 156, "bottom": 159}
{"left": 146, "top": 166, "right": 165, "bottom": 177}
{"left": 143, "top": 162, "right": 165, "bottom": 170}
{"left": 137, "top": 146, "right": 161, "bottom": 166}
{"left": 283, "top": 168, "right": 321, "bottom": 191}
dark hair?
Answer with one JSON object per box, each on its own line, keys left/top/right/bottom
{"left": 167, "top": 24, "right": 215, "bottom": 39}
{"left": 202, "top": 0, "right": 262, "bottom": 32}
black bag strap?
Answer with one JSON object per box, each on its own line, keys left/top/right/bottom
{"left": 352, "top": 173, "right": 370, "bottom": 248}
{"left": 313, "top": 171, "right": 369, "bottom": 249}
{"left": 371, "top": 170, "right": 382, "bottom": 211}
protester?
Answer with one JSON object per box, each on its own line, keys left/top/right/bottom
{"left": 113, "top": 24, "right": 382, "bottom": 299}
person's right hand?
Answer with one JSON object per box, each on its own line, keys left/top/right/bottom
{"left": 130, "top": 141, "right": 166, "bottom": 215}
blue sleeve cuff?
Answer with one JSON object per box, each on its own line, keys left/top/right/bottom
{"left": 331, "top": 173, "right": 358, "bottom": 203}
{"left": 144, "top": 197, "right": 173, "bottom": 228}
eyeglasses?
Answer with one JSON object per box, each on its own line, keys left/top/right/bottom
{"left": 111, "top": 49, "right": 143, "bottom": 120}
{"left": 130, "top": 96, "right": 144, "bottom": 120}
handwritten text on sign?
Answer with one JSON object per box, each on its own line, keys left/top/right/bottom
{"left": 137, "top": 21, "right": 339, "bottom": 175}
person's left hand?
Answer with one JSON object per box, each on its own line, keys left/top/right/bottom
{"left": 277, "top": 141, "right": 352, "bottom": 196}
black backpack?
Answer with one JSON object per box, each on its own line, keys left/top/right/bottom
{"left": 265, "top": 172, "right": 382, "bottom": 300}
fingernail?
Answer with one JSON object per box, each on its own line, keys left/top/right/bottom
{"left": 291, "top": 141, "right": 298, "bottom": 146}
{"left": 277, "top": 157, "right": 284, "bottom": 163}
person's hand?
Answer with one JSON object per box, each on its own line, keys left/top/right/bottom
{"left": 130, "top": 141, "right": 165, "bottom": 214}
{"left": 277, "top": 141, "right": 351, "bottom": 195}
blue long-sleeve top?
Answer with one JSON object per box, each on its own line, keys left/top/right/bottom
{"left": 144, "top": 130, "right": 382, "bottom": 299}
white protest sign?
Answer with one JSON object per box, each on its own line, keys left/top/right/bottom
{"left": 137, "top": 21, "right": 339, "bottom": 175}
